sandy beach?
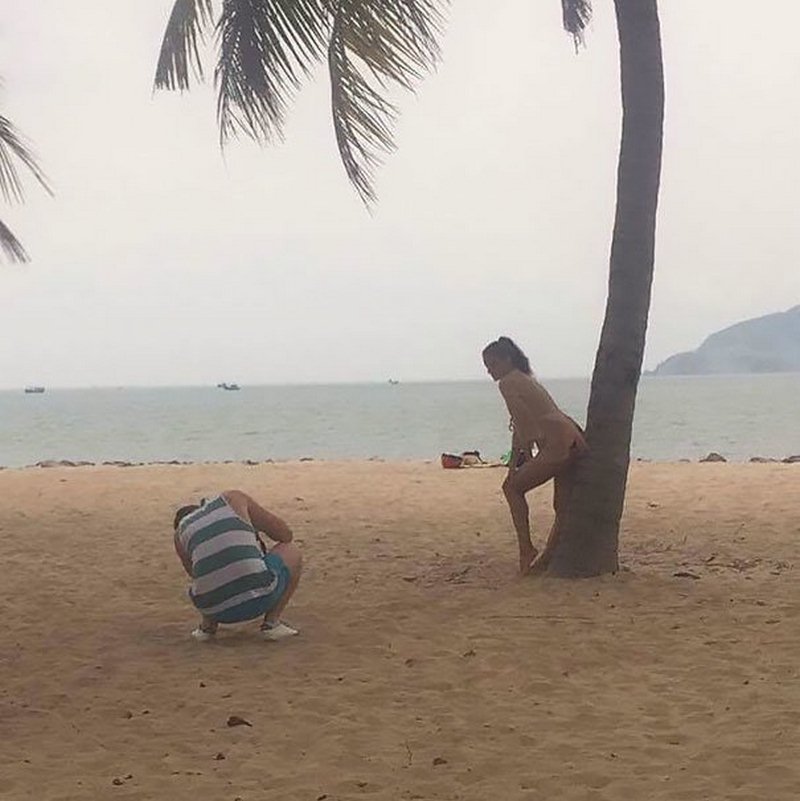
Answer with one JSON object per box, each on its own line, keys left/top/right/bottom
{"left": 1, "top": 461, "right": 799, "bottom": 800}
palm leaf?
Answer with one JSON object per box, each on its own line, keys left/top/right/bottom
{"left": 328, "top": 0, "right": 444, "bottom": 205}
{"left": 157, "top": 0, "right": 445, "bottom": 205}
{"left": 155, "top": 0, "right": 215, "bottom": 91}
{"left": 0, "top": 113, "right": 52, "bottom": 263}
{"left": 0, "top": 115, "right": 52, "bottom": 204}
{"left": 562, "top": 0, "right": 592, "bottom": 49}
{"left": 0, "top": 216, "right": 29, "bottom": 263}
{"left": 214, "top": 0, "right": 329, "bottom": 145}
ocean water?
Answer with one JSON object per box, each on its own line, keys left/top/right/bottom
{"left": 1, "top": 375, "right": 799, "bottom": 468}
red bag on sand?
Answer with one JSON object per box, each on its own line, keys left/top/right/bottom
{"left": 441, "top": 453, "right": 464, "bottom": 469}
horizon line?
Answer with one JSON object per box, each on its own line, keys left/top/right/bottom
{"left": 0, "top": 376, "right": 595, "bottom": 392}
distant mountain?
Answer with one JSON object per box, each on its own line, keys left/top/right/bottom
{"left": 650, "top": 306, "right": 800, "bottom": 376}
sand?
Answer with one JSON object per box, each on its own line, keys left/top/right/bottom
{"left": 1, "top": 461, "right": 799, "bottom": 800}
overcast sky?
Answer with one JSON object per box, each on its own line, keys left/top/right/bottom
{"left": 0, "top": 1, "right": 798, "bottom": 388}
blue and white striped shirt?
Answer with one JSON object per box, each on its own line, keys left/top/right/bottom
{"left": 175, "top": 495, "right": 277, "bottom": 619}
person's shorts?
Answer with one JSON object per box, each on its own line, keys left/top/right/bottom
{"left": 210, "top": 552, "right": 292, "bottom": 624}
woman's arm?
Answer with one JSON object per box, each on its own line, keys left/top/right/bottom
{"left": 509, "top": 425, "right": 529, "bottom": 467}
{"left": 499, "top": 377, "right": 535, "bottom": 461}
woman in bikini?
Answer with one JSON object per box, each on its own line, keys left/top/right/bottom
{"left": 482, "top": 337, "right": 587, "bottom": 575}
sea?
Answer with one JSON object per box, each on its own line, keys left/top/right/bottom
{"left": 1, "top": 374, "right": 799, "bottom": 468}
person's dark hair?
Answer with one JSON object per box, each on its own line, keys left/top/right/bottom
{"left": 173, "top": 504, "right": 200, "bottom": 531}
{"left": 482, "top": 336, "right": 532, "bottom": 375}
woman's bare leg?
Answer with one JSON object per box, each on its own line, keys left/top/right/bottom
{"left": 529, "top": 464, "right": 577, "bottom": 573}
{"left": 502, "top": 473, "right": 537, "bottom": 573}
{"left": 503, "top": 457, "right": 563, "bottom": 575}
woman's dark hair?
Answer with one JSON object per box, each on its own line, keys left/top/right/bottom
{"left": 173, "top": 504, "right": 200, "bottom": 531}
{"left": 482, "top": 336, "right": 532, "bottom": 375}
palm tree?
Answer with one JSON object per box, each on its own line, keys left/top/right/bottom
{"left": 0, "top": 106, "right": 52, "bottom": 262}
{"left": 548, "top": 0, "right": 664, "bottom": 577}
{"left": 155, "top": 0, "right": 664, "bottom": 577}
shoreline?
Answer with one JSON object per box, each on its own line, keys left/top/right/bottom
{"left": 2, "top": 451, "right": 799, "bottom": 471}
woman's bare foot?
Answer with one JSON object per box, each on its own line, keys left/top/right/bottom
{"left": 528, "top": 549, "right": 552, "bottom": 575}
{"left": 518, "top": 544, "right": 539, "bottom": 576}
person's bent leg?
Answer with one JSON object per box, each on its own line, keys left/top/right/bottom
{"left": 529, "top": 462, "right": 576, "bottom": 574}
{"left": 504, "top": 457, "right": 562, "bottom": 575}
{"left": 502, "top": 471, "right": 537, "bottom": 573}
{"left": 261, "top": 542, "right": 303, "bottom": 636}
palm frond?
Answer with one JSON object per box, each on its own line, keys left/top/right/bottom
{"left": 328, "top": 0, "right": 445, "bottom": 205}
{"left": 215, "top": 0, "right": 329, "bottom": 145}
{"left": 155, "top": 0, "right": 215, "bottom": 91}
{"left": 0, "top": 217, "right": 29, "bottom": 263}
{"left": 0, "top": 115, "right": 52, "bottom": 204}
{"left": 562, "top": 0, "right": 591, "bottom": 50}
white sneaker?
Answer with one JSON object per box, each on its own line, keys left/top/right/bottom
{"left": 191, "top": 626, "right": 216, "bottom": 642}
{"left": 261, "top": 622, "right": 299, "bottom": 642}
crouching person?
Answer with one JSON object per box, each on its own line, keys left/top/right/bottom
{"left": 173, "top": 490, "right": 302, "bottom": 642}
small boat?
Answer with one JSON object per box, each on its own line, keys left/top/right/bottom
{"left": 388, "top": 379, "right": 400, "bottom": 385}
{"left": 24, "top": 386, "right": 45, "bottom": 394}
{"left": 216, "top": 382, "right": 241, "bottom": 391}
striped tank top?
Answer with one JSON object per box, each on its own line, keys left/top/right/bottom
{"left": 175, "top": 495, "right": 278, "bottom": 620}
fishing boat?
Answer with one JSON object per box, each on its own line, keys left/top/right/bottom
{"left": 24, "top": 386, "right": 45, "bottom": 394}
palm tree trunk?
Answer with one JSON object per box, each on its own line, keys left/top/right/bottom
{"left": 547, "top": 0, "right": 664, "bottom": 577}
